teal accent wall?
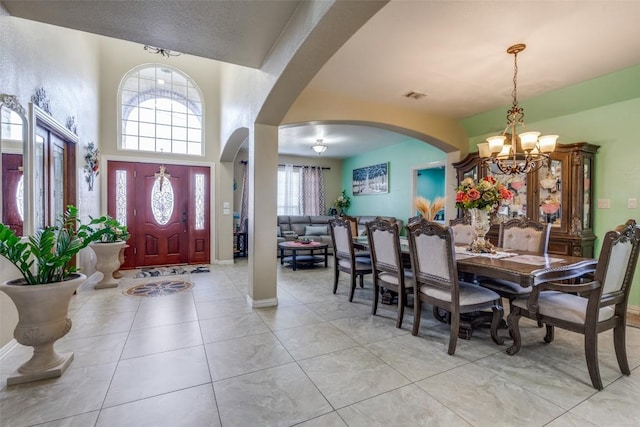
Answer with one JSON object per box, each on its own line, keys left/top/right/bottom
{"left": 340, "top": 139, "right": 446, "bottom": 222}
{"left": 462, "top": 66, "right": 640, "bottom": 307}
{"left": 417, "top": 168, "right": 445, "bottom": 204}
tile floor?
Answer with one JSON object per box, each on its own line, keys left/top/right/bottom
{"left": 1, "top": 259, "right": 639, "bottom": 426}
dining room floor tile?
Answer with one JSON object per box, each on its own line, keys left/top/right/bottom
{"left": 1, "top": 260, "right": 639, "bottom": 426}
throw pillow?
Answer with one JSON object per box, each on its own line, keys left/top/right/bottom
{"left": 276, "top": 226, "right": 281, "bottom": 237}
{"left": 305, "top": 225, "right": 327, "bottom": 236}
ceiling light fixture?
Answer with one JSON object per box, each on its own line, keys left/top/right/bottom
{"left": 478, "top": 44, "right": 557, "bottom": 175}
{"left": 311, "top": 139, "right": 328, "bottom": 155}
{"left": 143, "top": 45, "right": 182, "bottom": 58}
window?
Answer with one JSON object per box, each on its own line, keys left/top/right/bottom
{"left": 119, "top": 65, "right": 203, "bottom": 155}
{"left": 277, "top": 165, "right": 301, "bottom": 215}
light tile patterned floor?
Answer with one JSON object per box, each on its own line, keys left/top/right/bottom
{"left": 1, "top": 259, "right": 639, "bottom": 426}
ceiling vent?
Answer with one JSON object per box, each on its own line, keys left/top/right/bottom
{"left": 403, "top": 90, "right": 427, "bottom": 100}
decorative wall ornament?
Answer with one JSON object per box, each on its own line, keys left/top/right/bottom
{"left": 83, "top": 142, "right": 99, "bottom": 191}
{"left": 65, "top": 116, "right": 78, "bottom": 135}
{"left": 31, "top": 87, "right": 52, "bottom": 115}
{"left": 1, "top": 94, "right": 26, "bottom": 116}
{"left": 154, "top": 164, "right": 171, "bottom": 192}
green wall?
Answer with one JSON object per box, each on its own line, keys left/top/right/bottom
{"left": 417, "top": 167, "right": 445, "bottom": 204}
{"left": 341, "top": 139, "right": 446, "bottom": 222}
{"left": 462, "top": 65, "right": 640, "bottom": 307}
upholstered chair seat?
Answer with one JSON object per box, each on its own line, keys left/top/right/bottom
{"left": 450, "top": 222, "right": 476, "bottom": 246}
{"left": 329, "top": 217, "right": 373, "bottom": 302}
{"left": 480, "top": 218, "right": 551, "bottom": 321}
{"left": 366, "top": 219, "right": 414, "bottom": 328}
{"left": 407, "top": 219, "right": 504, "bottom": 355}
{"left": 507, "top": 219, "right": 640, "bottom": 390}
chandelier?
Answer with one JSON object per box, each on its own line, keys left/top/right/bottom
{"left": 478, "top": 44, "right": 557, "bottom": 175}
{"left": 311, "top": 139, "right": 328, "bottom": 155}
{"left": 143, "top": 45, "right": 182, "bottom": 58}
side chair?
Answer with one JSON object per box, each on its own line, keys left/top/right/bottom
{"left": 366, "top": 218, "right": 414, "bottom": 328}
{"left": 406, "top": 218, "right": 504, "bottom": 355}
{"left": 507, "top": 219, "right": 640, "bottom": 390}
{"left": 449, "top": 217, "right": 476, "bottom": 247}
{"left": 329, "top": 217, "right": 372, "bottom": 302}
{"left": 480, "top": 218, "right": 551, "bottom": 310}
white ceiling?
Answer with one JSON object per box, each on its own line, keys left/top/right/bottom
{"left": 4, "top": 0, "right": 640, "bottom": 158}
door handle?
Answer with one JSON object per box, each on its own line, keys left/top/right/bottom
{"left": 182, "top": 211, "right": 188, "bottom": 232}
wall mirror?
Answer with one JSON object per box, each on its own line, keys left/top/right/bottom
{"left": 0, "top": 94, "right": 28, "bottom": 236}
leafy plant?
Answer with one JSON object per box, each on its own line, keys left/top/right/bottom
{"left": 334, "top": 190, "right": 351, "bottom": 211}
{"left": 88, "top": 215, "right": 130, "bottom": 243}
{"left": 0, "top": 206, "right": 108, "bottom": 285}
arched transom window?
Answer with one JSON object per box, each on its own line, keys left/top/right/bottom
{"left": 119, "top": 65, "right": 203, "bottom": 155}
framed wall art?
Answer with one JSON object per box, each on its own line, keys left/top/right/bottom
{"left": 352, "top": 162, "right": 388, "bottom": 195}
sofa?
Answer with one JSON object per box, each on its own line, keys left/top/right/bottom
{"left": 276, "top": 215, "right": 403, "bottom": 256}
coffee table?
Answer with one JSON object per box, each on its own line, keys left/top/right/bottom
{"left": 278, "top": 241, "right": 329, "bottom": 271}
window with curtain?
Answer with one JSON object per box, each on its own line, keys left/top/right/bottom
{"left": 276, "top": 165, "right": 325, "bottom": 215}
{"left": 119, "top": 65, "right": 204, "bottom": 155}
{"left": 277, "top": 165, "right": 300, "bottom": 215}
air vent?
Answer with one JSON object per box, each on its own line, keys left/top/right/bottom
{"left": 403, "top": 90, "right": 427, "bottom": 100}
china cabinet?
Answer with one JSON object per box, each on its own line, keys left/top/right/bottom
{"left": 453, "top": 142, "right": 599, "bottom": 257}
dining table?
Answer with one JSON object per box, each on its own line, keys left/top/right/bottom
{"left": 353, "top": 236, "right": 598, "bottom": 337}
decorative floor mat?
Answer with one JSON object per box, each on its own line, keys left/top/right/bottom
{"left": 125, "top": 279, "right": 193, "bottom": 297}
{"left": 134, "top": 265, "right": 210, "bottom": 278}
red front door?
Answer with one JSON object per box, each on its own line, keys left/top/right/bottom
{"left": 107, "top": 161, "right": 210, "bottom": 268}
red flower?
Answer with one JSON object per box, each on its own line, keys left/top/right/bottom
{"left": 483, "top": 176, "right": 497, "bottom": 185}
{"left": 467, "top": 188, "right": 481, "bottom": 201}
{"left": 499, "top": 187, "right": 513, "bottom": 200}
{"left": 455, "top": 191, "right": 465, "bottom": 203}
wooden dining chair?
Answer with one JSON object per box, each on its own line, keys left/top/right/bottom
{"left": 406, "top": 218, "right": 504, "bottom": 355}
{"left": 449, "top": 217, "right": 476, "bottom": 246}
{"left": 507, "top": 219, "right": 640, "bottom": 390}
{"left": 480, "top": 218, "right": 551, "bottom": 307}
{"left": 329, "top": 217, "right": 372, "bottom": 302}
{"left": 366, "top": 218, "right": 414, "bottom": 328}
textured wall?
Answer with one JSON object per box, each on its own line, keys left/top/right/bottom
{"left": 0, "top": 8, "right": 101, "bottom": 348}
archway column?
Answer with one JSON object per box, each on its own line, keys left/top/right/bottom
{"left": 247, "top": 123, "right": 278, "bottom": 307}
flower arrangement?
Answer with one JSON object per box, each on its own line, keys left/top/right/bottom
{"left": 84, "top": 142, "right": 99, "bottom": 191}
{"left": 414, "top": 197, "right": 445, "bottom": 221}
{"left": 455, "top": 176, "right": 513, "bottom": 211}
{"left": 334, "top": 190, "right": 351, "bottom": 213}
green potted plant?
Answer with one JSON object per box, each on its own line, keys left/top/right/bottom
{"left": 0, "top": 205, "right": 108, "bottom": 385}
{"left": 87, "top": 215, "right": 130, "bottom": 289}
{"left": 334, "top": 190, "right": 351, "bottom": 216}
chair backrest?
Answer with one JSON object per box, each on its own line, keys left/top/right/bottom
{"left": 339, "top": 214, "right": 359, "bottom": 237}
{"left": 501, "top": 218, "right": 551, "bottom": 253}
{"left": 594, "top": 219, "right": 640, "bottom": 302}
{"left": 449, "top": 217, "right": 476, "bottom": 246}
{"left": 366, "top": 218, "right": 402, "bottom": 276}
{"left": 329, "top": 217, "right": 356, "bottom": 262}
{"left": 406, "top": 218, "right": 458, "bottom": 292}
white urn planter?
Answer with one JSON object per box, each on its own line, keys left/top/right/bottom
{"left": 90, "top": 241, "right": 126, "bottom": 289}
{"left": 0, "top": 274, "right": 85, "bottom": 385}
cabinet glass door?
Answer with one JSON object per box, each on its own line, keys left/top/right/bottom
{"left": 583, "top": 158, "right": 592, "bottom": 229}
{"left": 487, "top": 164, "right": 527, "bottom": 219}
{"left": 538, "top": 159, "right": 562, "bottom": 227}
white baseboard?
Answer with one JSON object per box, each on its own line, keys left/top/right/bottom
{"left": 215, "top": 259, "right": 235, "bottom": 265}
{"left": 0, "top": 339, "right": 18, "bottom": 360}
{"left": 628, "top": 305, "right": 640, "bottom": 316}
{"left": 246, "top": 295, "right": 278, "bottom": 308}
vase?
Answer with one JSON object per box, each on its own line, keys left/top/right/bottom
{"left": 112, "top": 244, "right": 129, "bottom": 279}
{"left": 467, "top": 207, "right": 495, "bottom": 253}
{"left": 90, "top": 241, "right": 126, "bottom": 289}
{"left": 0, "top": 274, "right": 86, "bottom": 385}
